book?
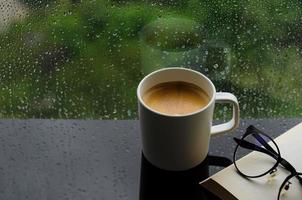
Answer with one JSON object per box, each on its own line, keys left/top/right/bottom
{"left": 200, "top": 122, "right": 302, "bottom": 200}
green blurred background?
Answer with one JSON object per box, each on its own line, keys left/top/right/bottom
{"left": 0, "top": 0, "right": 301, "bottom": 119}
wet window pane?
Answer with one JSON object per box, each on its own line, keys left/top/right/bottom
{"left": 0, "top": 0, "right": 301, "bottom": 119}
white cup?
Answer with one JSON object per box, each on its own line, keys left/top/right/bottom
{"left": 137, "top": 67, "right": 240, "bottom": 171}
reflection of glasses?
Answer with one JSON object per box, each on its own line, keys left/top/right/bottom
{"left": 233, "top": 125, "right": 302, "bottom": 200}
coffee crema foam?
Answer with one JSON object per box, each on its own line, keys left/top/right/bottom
{"left": 143, "top": 81, "right": 210, "bottom": 116}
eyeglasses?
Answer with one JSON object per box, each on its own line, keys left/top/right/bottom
{"left": 233, "top": 125, "right": 302, "bottom": 200}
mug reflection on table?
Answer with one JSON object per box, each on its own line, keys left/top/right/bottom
{"left": 139, "top": 154, "right": 232, "bottom": 200}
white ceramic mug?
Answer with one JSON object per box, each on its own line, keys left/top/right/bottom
{"left": 137, "top": 67, "right": 240, "bottom": 171}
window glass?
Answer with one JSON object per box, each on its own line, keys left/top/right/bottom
{"left": 0, "top": 0, "right": 301, "bottom": 119}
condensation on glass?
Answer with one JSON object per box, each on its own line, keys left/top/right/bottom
{"left": 0, "top": 0, "right": 301, "bottom": 119}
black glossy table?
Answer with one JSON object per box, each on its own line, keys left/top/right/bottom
{"left": 0, "top": 119, "right": 300, "bottom": 200}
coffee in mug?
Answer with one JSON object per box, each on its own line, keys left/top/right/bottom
{"left": 142, "top": 81, "right": 210, "bottom": 116}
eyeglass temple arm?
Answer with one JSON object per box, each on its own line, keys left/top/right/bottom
{"left": 251, "top": 132, "right": 278, "bottom": 155}
{"left": 280, "top": 159, "right": 302, "bottom": 184}
{"left": 279, "top": 158, "right": 297, "bottom": 174}
{"left": 245, "top": 126, "right": 279, "bottom": 155}
{"left": 233, "top": 138, "right": 278, "bottom": 159}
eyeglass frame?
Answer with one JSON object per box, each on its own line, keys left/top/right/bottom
{"left": 232, "top": 125, "right": 302, "bottom": 199}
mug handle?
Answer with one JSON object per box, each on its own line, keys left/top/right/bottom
{"left": 211, "top": 92, "right": 240, "bottom": 136}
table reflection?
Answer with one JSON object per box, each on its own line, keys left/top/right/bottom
{"left": 139, "top": 154, "right": 232, "bottom": 200}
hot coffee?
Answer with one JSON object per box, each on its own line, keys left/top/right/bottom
{"left": 142, "top": 81, "right": 210, "bottom": 116}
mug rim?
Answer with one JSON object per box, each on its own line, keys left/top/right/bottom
{"left": 137, "top": 67, "right": 216, "bottom": 118}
